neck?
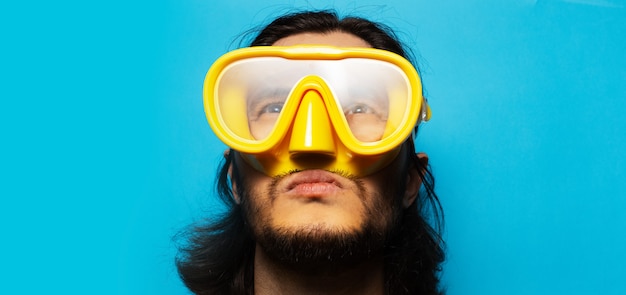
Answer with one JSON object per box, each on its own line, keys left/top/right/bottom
{"left": 253, "top": 245, "right": 385, "bottom": 295}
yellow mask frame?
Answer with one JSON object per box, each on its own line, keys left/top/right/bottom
{"left": 203, "top": 46, "right": 431, "bottom": 177}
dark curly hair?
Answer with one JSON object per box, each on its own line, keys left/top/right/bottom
{"left": 176, "top": 10, "right": 445, "bottom": 295}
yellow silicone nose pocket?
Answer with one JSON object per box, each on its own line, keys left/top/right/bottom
{"left": 288, "top": 90, "right": 336, "bottom": 156}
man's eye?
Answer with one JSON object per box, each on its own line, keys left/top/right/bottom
{"left": 260, "top": 103, "right": 284, "bottom": 114}
{"left": 345, "top": 104, "right": 374, "bottom": 115}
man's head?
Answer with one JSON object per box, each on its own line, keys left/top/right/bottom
{"left": 203, "top": 13, "right": 430, "bottom": 266}
{"left": 177, "top": 10, "right": 444, "bottom": 295}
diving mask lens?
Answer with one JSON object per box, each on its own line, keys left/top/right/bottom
{"left": 214, "top": 56, "right": 411, "bottom": 144}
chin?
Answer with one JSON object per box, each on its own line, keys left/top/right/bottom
{"left": 277, "top": 221, "right": 358, "bottom": 237}
{"left": 272, "top": 212, "right": 362, "bottom": 234}
{"left": 254, "top": 218, "right": 388, "bottom": 268}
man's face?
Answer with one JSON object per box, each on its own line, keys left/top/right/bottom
{"left": 230, "top": 32, "right": 421, "bottom": 265}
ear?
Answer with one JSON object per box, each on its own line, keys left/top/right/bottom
{"left": 402, "top": 152, "right": 428, "bottom": 208}
{"left": 224, "top": 149, "right": 241, "bottom": 204}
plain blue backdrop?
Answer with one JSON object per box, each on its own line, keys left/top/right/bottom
{"left": 2, "top": 0, "right": 625, "bottom": 294}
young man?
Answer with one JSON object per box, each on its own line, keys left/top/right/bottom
{"left": 177, "top": 10, "right": 445, "bottom": 295}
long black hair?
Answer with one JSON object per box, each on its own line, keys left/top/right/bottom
{"left": 176, "top": 10, "right": 445, "bottom": 295}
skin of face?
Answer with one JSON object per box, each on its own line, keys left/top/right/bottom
{"left": 231, "top": 31, "right": 423, "bottom": 248}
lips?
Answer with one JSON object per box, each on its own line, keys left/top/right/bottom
{"left": 281, "top": 170, "right": 344, "bottom": 196}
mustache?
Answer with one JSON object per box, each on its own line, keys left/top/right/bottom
{"left": 271, "top": 168, "right": 359, "bottom": 181}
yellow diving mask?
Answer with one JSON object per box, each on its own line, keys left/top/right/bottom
{"left": 203, "top": 45, "right": 431, "bottom": 177}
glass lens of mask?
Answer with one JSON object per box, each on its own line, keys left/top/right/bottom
{"left": 214, "top": 57, "right": 411, "bottom": 143}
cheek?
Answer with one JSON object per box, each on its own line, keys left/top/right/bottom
{"left": 359, "top": 160, "right": 408, "bottom": 228}
{"left": 240, "top": 183, "right": 276, "bottom": 238}
{"left": 234, "top": 156, "right": 276, "bottom": 228}
{"left": 361, "top": 190, "right": 397, "bottom": 230}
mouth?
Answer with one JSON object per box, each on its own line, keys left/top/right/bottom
{"left": 281, "top": 170, "right": 345, "bottom": 197}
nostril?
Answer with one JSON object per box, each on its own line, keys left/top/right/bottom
{"left": 289, "top": 153, "right": 335, "bottom": 167}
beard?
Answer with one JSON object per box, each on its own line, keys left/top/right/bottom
{"left": 236, "top": 168, "right": 406, "bottom": 269}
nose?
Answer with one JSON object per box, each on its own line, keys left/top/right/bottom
{"left": 288, "top": 89, "right": 336, "bottom": 157}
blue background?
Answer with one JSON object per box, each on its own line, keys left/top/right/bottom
{"left": 2, "top": 0, "right": 625, "bottom": 294}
